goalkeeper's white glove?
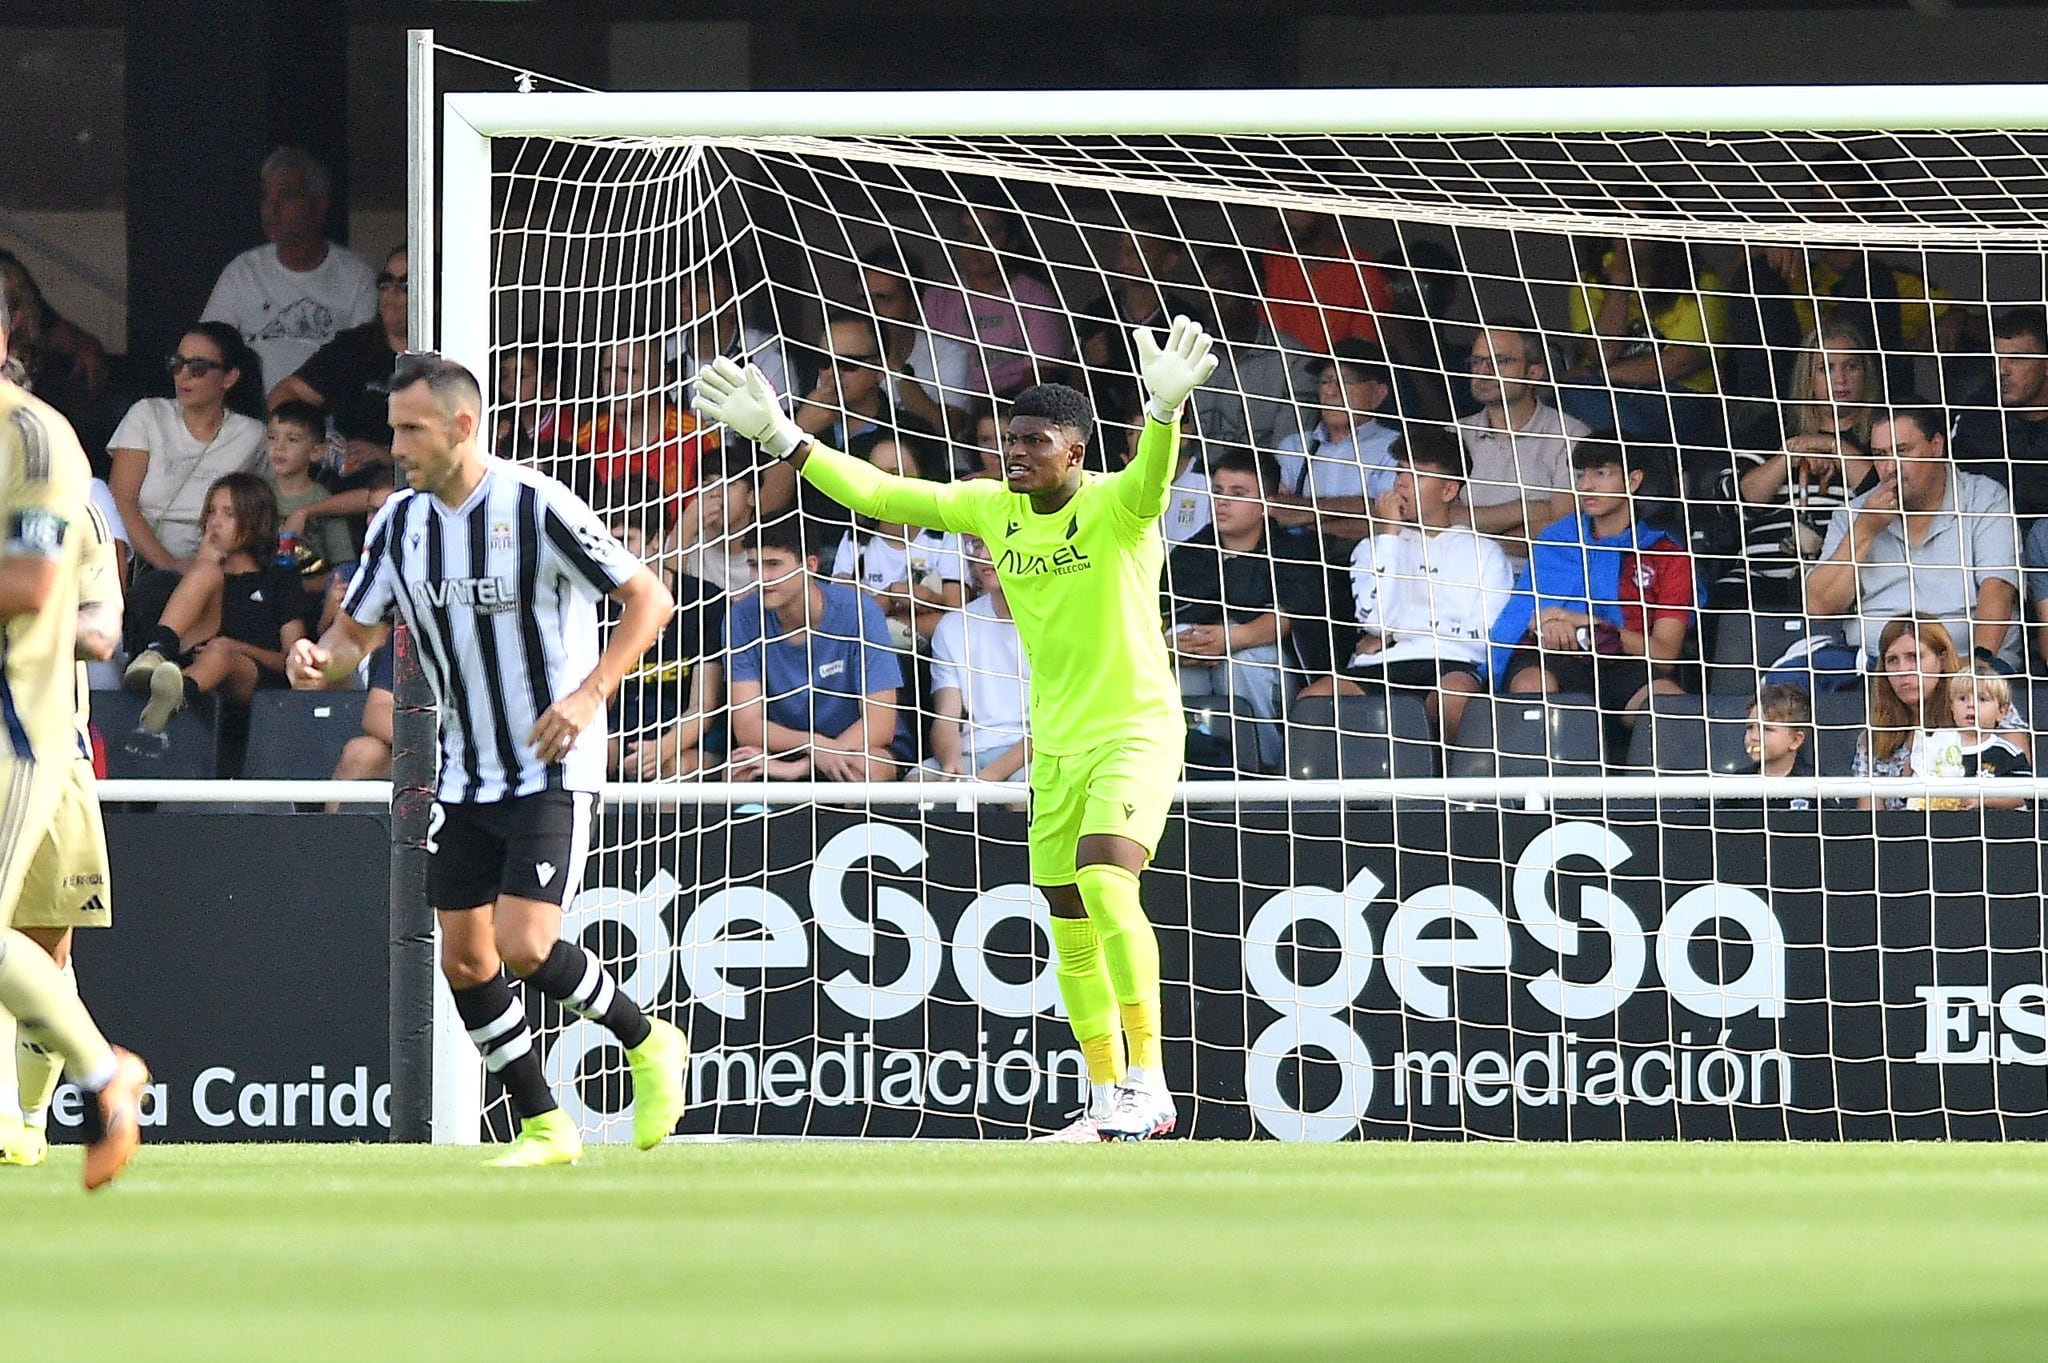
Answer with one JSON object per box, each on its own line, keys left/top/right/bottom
{"left": 691, "top": 357, "right": 807, "bottom": 459}
{"left": 1134, "top": 314, "right": 1220, "bottom": 425}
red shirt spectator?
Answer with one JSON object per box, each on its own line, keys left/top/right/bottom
{"left": 1263, "top": 212, "right": 1395, "bottom": 352}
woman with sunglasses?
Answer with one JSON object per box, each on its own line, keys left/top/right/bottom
{"left": 108, "top": 322, "right": 266, "bottom": 589}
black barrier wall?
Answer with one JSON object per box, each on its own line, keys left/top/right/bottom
{"left": 549, "top": 806, "right": 2048, "bottom": 1142}
{"left": 90, "top": 807, "right": 2048, "bottom": 1142}
{"left": 61, "top": 813, "right": 393, "bottom": 1142}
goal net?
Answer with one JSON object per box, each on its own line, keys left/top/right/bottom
{"left": 437, "top": 85, "right": 2048, "bottom": 1143}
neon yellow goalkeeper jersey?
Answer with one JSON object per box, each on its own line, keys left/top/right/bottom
{"left": 797, "top": 420, "right": 1185, "bottom": 758}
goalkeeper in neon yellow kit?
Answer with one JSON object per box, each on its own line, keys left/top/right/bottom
{"left": 695, "top": 317, "right": 1217, "bottom": 1141}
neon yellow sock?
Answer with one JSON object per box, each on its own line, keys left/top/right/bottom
{"left": 1048, "top": 914, "right": 1124, "bottom": 1085}
{"left": 16, "top": 957, "right": 73, "bottom": 1122}
{"left": 1076, "top": 863, "right": 1162, "bottom": 1074}
{"left": 0, "top": 931, "right": 113, "bottom": 1086}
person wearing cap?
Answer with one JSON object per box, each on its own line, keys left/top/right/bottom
{"left": 1271, "top": 339, "right": 1399, "bottom": 547}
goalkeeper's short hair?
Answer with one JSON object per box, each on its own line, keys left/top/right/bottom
{"left": 1011, "top": 383, "right": 1094, "bottom": 445}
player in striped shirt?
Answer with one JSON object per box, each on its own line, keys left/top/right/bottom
{"left": 289, "top": 354, "right": 685, "bottom": 1167}
{"left": 695, "top": 317, "right": 1218, "bottom": 1142}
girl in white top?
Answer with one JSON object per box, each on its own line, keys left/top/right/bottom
{"left": 108, "top": 321, "right": 268, "bottom": 574}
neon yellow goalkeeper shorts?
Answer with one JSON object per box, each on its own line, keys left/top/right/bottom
{"left": 1027, "top": 731, "right": 1182, "bottom": 886}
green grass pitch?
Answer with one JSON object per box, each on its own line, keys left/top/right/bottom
{"left": 5, "top": 1141, "right": 2048, "bottom": 1361}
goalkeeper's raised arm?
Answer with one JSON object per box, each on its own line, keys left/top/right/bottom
{"left": 690, "top": 316, "right": 1217, "bottom": 532}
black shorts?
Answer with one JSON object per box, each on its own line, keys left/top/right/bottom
{"left": 1503, "top": 638, "right": 1657, "bottom": 716}
{"left": 425, "top": 788, "right": 593, "bottom": 911}
{"left": 1340, "top": 655, "right": 1484, "bottom": 696}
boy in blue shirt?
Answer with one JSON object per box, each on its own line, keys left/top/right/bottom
{"left": 726, "top": 514, "right": 910, "bottom": 781}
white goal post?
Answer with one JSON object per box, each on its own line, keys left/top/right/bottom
{"left": 417, "top": 73, "right": 2048, "bottom": 1145}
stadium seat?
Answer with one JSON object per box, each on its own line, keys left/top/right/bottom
{"left": 1811, "top": 686, "right": 1869, "bottom": 777}
{"left": 1184, "top": 701, "right": 1266, "bottom": 778}
{"left": 1447, "top": 693, "right": 1603, "bottom": 779}
{"left": 1284, "top": 692, "right": 1437, "bottom": 782}
{"left": 1622, "top": 693, "right": 1759, "bottom": 774}
{"left": 239, "top": 690, "right": 370, "bottom": 781}
{"left": 1708, "top": 611, "right": 1813, "bottom": 695}
{"left": 94, "top": 690, "right": 219, "bottom": 781}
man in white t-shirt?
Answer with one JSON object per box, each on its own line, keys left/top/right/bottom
{"left": 201, "top": 148, "right": 376, "bottom": 392}
{"left": 1301, "top": 425, "right": 1514, "bottom": 740}
{"left": 1456, "top": 322, "right": 1588, "bottom": 570}
{"left": 923, "top": 537, "right": 1031, "bottom": 783}
{"left": 829, "top": 438, "right": 967, "bottom": 647}
{"left": 1272, "top": 339, "right": 1400, "bottom": 545}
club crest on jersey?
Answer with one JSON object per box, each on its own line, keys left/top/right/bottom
{"left": 413, "top": 575, "right": 517, "bottom": 613}
{"left": 490, "top": 521, "right": 514, "bottom": 552}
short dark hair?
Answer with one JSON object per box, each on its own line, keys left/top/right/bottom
{"left": 859, "top": 244, "right": 926, "bottom": 282}
{"left": 751, "top": 514, "right": 814, "bottom": 564}
{"left": 1994, "top": 307, "right": 2048, "bottom": 350}
{"left": 596, "top": 474, "right": 674, "bottom": 539}
{"left": 1011, "top": 383, "right": 1093, "bottom": 444}
{"left": 1393, "top": 423, "right": 1467, "bottom": 481}
{"left": 1569, "top": 438, "right": 1631, "bottom": 475}
{"left": 1311, "top": 339, "right": 1391, "bottom": 388}
{"left": 1753, "top": 681, "right": 1814, "bottom": 728}
{"left": 268, "top": 399, "right": 324, "bottom": 440}
{"left": 1208, "top": 444, "right": 1280, "bottom": 493}
{"left": 390, "top": 352, "right": 483, "bottom": 421}
{"left": 1874, "top": 401, "right": 1948, "bottom": 445}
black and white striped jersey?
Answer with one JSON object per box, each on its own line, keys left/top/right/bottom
{"left": 343, "top": 458, "right": 643, "bottom": 804}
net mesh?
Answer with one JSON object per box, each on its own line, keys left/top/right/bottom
{"left": 472, "top": 118, "right": 2048, "bottom": 1142}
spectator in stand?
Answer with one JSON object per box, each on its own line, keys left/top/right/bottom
{"left": 1952, "top": 307, "right": 2048, "bottom": 522}
{"left": 122, "top": 472, "right": 317, "bottom": 734}
{"left": 264, "top": 401, "right": 351, "bottom": 585}
{"left": 1164, "top": 446, "right": 1327, "bottom": 769}
{"left": 1271, "top": 340, "right": 1399, "bottom": 546}
{"left": 861, "top": 246, "right": 973, "bottom": 439}
{"left": 922, "top": 203, "right": 1072, "bottom": 401}
{"left": 1262, "top": 209, "right": 1396, "bottom": 355}
{"left": 769, "top": 316, "right": 940, "bottom": 545}
{"left": 727, "top": 516, "right": 909, "bottom": 783}
{"left": 1805, "top": 403, "right": 2023, "bottom": 673}
{"left": 832, "top": 437, "right": 969, "bottom": 649}
{"left": 494, "top": 342, "right": 566, "bottom": 460}
{"left": 1562, "top": 235, "right": 1727, "bottom": 448}
{"left": 922, "top": 536, "right": 1032, "bottom": 783}
{"left": 1714, "top": 321, "right": 1883, "bottom": 615}
{"left": 1853, "top": 616, "right": 1965, "bottom": 809}
{"left": 576, "top": 338, "right": 711, "bottom": 500}
{"left": 0, "top": 249, "right": 111, "bottom": 416}
{"left": 1376, "top": 239, "right": 1472, "bottom": 423}
{"left": 1159, "top": 431, "right": 1215, "bottom": 546}
{"left": 1192, "top": 246, "right": 1318, "bottom": 451}
{"left": 957, "top": 408, "right": 1006, "bottom": 481}
{"left": 667, "top": 258, "right": 791, "bottom": 409}
{"left": 1075, "top": 205, "right": 1212, "bottom": 432}
{"left": 1456, "top": 322, "right": 1589, "bottom": 570}
{"left": 598, "top": 477, "right": 722, "bottom": 781}
{"left": 109, "top": 321, "right": 269, "bottom": 651}
{"left": 1488, "top": 440, "right": 1699, "bottom": 748}
{"left": 269, "top": 243, "right": 407, "bottom": 479}
{"left": 1741, "top": 684, "right": 1818, "bottom": 804}
{"left": 1300, "top": 426, "right": 1513, "bottom": 742}
{"left": 1952, "top": 659, "right": 2031, "bottom": 809}
{"left": 201, "top": 147, "right": 376, "bottom": 392}
{"left": 672, "top": 460, "right": 759, "bottom": 595}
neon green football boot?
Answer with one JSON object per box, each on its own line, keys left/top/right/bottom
{"left": 626, "top": 1018, "right": 689, "bottom": 1151}
{"left": 0, "top": 1114, "right": 46, "bottom": 1167}
{"left": 484, "top": 1110, "right": 583, "bottom": 1168}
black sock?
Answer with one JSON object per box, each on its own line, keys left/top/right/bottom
{"left": 143, "top": 625, "right": 181, "bottom": 660}
{"left": 450, "top": 971, "right": 557, "bottom": 1119}
{"left": 523, "top": 941, "right": 652, "bottom": 1050}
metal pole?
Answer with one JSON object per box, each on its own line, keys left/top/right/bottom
{"left": 389, "top": 26, "right": 440, "bottom": 1144}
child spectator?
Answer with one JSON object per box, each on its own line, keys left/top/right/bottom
{"left": 265, "top": 400, "right": 351, "bottom": 585}
{"left": 1952, "top": 660, "right": 2032, "bottom": 809}
{"left": 122, "top": 472, "right": 317, "bottom": 733}
{"left": 830, "top": 438, "right": 968, "bottom": 648}
{"left": 597, "top": 477, "right": 723, "bottom": 780}
{"left": 922, "top": 536, "right": 1031, "bottom": 783}
{"left": 1740, "top": 683, "right": 1819, "bottom": 809}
